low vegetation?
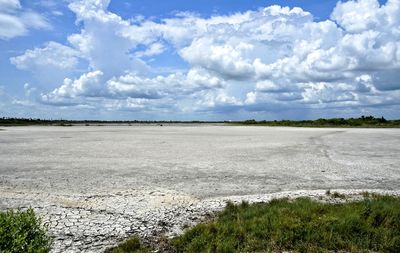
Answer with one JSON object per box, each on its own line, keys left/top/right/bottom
{"left": 0, "top": 208, "right": 52, "bottom": 253}
{"left": 1, "top": 116, "right": 399, "bottom": 127}
{"left": 0, "top": 117, "right": 219, "bottom": 126}
{"left": 231, "top": 115, "right": 400, "bottom": 128}
{"left": 171, "top": 195, "right": 400, "bottom": 253}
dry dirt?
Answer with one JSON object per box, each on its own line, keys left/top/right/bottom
{"left": 0, "top": 125, "right": 399, "bottom": 252}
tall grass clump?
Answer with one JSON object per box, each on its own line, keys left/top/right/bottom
{"left": 0, "top": 208, "right": 52, "bottom": 253}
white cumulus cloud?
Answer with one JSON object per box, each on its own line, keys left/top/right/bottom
{"left": 10, "top": 42, "right": 81, "bottom": 70}
{"left": 0, "top": 0, "right": 50, "bottom": 39}
{"left": 9, "top": 0, "right": 400, "bottom": 118}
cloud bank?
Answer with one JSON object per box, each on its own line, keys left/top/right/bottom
{"left": 8, "top": 0, "right": 400, "bottom": 119}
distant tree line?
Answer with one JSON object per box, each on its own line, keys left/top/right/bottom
{"left": 0, "top": 117, "right": 220, "bottom": 126}
{"left": 231, "top": 116, "right": 400, "bottom": 127}
{"left": 0, "top": 116, "right": 399, "bottom": 127}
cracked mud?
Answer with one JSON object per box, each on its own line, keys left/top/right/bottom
{"left": 1, "top": 125, "right": 399, "bottom": 252}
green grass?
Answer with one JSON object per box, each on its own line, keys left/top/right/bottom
{"left": 0, "top": 208, "right": 53, "bottom": 253}
{"left": 171, "top": 195, "right": 400, "bottom": 253}
{"left": 105, "top": 237, "right": 150, "bottom": 253}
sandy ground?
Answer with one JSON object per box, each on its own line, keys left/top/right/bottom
{"left": 0, "top": 125, "right": 399, "bottom": 252}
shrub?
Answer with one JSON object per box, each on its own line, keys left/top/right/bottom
{"left": 0, "top": 208, "right": 52, "bottom": 253}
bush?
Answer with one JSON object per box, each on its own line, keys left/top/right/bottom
{"left": 0, "top": 208, "right": 52, "bottom": 253}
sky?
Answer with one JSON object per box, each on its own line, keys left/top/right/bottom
{"left": 0, "top": 0, "right": 399, "bottom": 120}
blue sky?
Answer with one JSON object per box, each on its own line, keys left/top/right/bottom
{"left": 0, "top": 0, "right": 399, "bottom": 120}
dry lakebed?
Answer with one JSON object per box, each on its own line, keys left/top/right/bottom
{"left": 0, "top": 125, "right": 400, "bottom": 252}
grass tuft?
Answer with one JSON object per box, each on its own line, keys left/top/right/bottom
{"left": 331, "top": 192, "right": 346, "bottom": 199}
{"left": 105, "top": 237, "right": 150, "bottom": 253}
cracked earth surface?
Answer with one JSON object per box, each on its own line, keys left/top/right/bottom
{"left": 0, "top": 125, "right": 399, "bottom": 252}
